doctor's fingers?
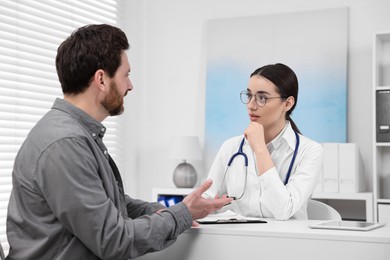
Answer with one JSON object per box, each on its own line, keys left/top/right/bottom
{"left": 245, "top": 124, "right": 266, "bottom": 148}
{"left": 244, "top": 122, "right": 264, "bottom": 138}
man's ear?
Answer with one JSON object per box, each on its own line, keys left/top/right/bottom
{"left": 284, "top": 96, "right": 295, "bottom": 112}
{"left": 94, "top": 69, "right": 108, "bottom": 92}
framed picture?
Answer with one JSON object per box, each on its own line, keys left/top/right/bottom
{"left": 205, "top": 8, "right": 348, "bottom": 173}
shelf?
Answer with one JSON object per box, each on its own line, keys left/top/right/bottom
{"left": 372, "top": 32, "right": 390, "bottom": 221}
{"left": 377, "top": 199, "right": 390, "bottom": 204}
{"left": 377, "top": 31, "right": 390, "bottom": 40}
{"left": 153, "top": 187, "right": 194, "bottom": 195}
{"left": 376, "top": 142, "right": 390, "bottom": 147}
{"left": 375, "top": 32, "right": 390, "bottom": 86}
{"left": 376, "top": 86, "right": 390, "bottom": 90}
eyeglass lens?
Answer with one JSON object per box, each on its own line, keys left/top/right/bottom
{"left": 240, "top": 91, "right": 266, "bottom": 107}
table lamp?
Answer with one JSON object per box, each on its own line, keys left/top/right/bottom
{"left": 169, "top": 135, "right": 202, "bottom": 188}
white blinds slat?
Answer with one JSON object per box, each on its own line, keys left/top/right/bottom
{"left": 0, "top": 81, "right": 60, "bottom": 96}
{"left": 0, "top": 0, "right": 121, "bottom": 256}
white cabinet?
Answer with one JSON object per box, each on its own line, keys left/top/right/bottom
{"left": 378, "top": 203, "right": 390, "bottom": 223}
{"left": 373, "top": 32, "right": 390, "bottom": 221}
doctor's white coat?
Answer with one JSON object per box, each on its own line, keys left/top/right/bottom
{"left": 204, "top": 122, "right": 323, "bottom": 220}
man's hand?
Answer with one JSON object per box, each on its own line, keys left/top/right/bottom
{"left": 182, "top": 179, "right": 233, "bottom": 220}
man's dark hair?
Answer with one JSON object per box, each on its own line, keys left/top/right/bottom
{"left": 56, "top": 24, "right": 130, "bottom": 94}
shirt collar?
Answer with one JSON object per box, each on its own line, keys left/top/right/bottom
{"left": 52, "top": 98, "right": 106, "bottom": 139}
{"left": 267, "top": 121, "right": 296, "bottom": 153}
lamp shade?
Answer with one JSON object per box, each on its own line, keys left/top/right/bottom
{"left": 169, "top": 135, "right": 202, "bottom": 161}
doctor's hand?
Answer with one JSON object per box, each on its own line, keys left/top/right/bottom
{"left": 244, "top": 122, "right": 274, "bottom": 176}
{"left": 244, "top": 122, "right": 266, "bottom": 153}
{"left": 183, "top": 179, "right": 233, "bottom": 220}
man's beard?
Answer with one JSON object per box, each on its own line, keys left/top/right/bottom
{"left": 101, "top": 81, "right": 125, "bottom": 116}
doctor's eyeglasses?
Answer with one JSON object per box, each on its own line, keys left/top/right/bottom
{"left": 240, "top": 90, "right": 284, "bottom": 107}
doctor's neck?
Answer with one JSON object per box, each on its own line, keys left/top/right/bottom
{"left": 264, "top": 120, "right": 287, "bottom": 144}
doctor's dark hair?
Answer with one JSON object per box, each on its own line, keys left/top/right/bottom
{"left": 250, "top": 63, "right": 301, "bottom": 134}
{"left": 56, "top": 24, "right": 130, "bottom": 95}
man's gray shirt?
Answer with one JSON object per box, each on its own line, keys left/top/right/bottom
{"left": 6, "top": 98, "right": 192, "bottom": 259}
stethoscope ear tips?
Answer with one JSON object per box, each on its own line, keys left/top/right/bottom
{"left": 227, "top": 196, "right": 237, "bottom": 200}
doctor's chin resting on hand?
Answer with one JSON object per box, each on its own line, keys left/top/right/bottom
{"left": 203, "top": 63, "right": 323, "bottom": 220}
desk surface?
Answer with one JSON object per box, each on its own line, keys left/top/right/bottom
{"left": 194, "top": 219, "right": 390, "bottom": 243}
{"left": 138, "top": 219, "right": 390, "bottom": 260}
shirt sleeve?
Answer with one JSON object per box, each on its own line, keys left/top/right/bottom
{"left": 125, "top": 195, "right": 165, "bottom": 218}
{"left": 34, "top": 137, "right": 192, "bottom": 259}
{"left": 258, "top": 141, "right": 323, "bottom": 220}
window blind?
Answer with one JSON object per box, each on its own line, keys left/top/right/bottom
{"left": 0, "top": 0, "right": 124, "bottom": 255}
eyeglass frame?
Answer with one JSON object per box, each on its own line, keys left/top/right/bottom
{"left": 240, "top": 90, "right": 286, "bottom": 107}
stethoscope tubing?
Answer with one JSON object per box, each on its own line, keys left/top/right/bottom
{"left": 227, "top": 137, "right": 248, "bottom": 167}
{"left": 221, "top": 130, "right": 300, "bottom": 200}
{"left": 284, "top": 130, "right": 300, "bottom": 185}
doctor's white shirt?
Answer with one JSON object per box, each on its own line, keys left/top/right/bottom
{"left": 204, "top": 121, "right": 323, "bottom": 220}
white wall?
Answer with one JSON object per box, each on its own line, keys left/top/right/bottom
{"left": 122, "top": 0, "right": 390, "bottom": 201}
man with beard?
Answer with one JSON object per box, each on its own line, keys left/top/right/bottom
{"left": 5, "top": 24, "right": 232, "bottom": 260}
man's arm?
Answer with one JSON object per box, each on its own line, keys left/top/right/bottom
{"left": 36, "top": 138, "right": 191, "bottom": 259}
{"left": 125, "top": 195, "right": 165, "bottom": 218}
{"left": 36, "top": 137, "right": 232, "bottom": 259}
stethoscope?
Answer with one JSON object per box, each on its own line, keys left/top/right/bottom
{"left": 220, "top": 130, "right": 300, "bottom": 200}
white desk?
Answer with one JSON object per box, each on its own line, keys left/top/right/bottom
{"left": 137, "top": 219, "right": 390, "bottom": 260}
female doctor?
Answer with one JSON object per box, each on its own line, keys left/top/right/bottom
{"left": 204, "top": 63, "right": 323, "bottom": 220}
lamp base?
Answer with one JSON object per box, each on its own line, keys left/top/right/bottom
{"left": 173, "top": 162, "right": 197, "bottom": 188}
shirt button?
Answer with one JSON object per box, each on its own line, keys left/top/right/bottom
{"left": 101, "top": 128, "right": 105, "bottom": 132}
{"left": 92, "top": 133, "right": 96, "bottom": 137}
{"left": 104, "top": 150, "right": 108, "bottom": 155}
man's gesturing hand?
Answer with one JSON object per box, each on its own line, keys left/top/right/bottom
{"left": 182, "top": 179, "right": 233, "bottom": 220}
